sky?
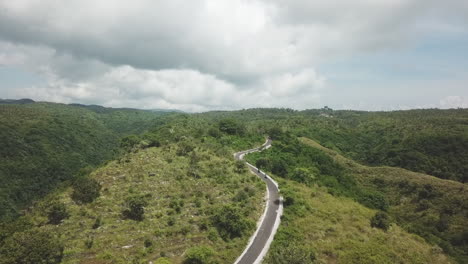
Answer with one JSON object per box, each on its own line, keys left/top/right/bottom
{"left": 0, "top": 0, "right": 467, "bottom": 112}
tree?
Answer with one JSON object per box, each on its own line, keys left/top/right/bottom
{"left": 255, "top": 158, "right": 269, "bottom": 170}
{"left": 122, "top": 195, "right": 148, "bottom": 221}
{"left": 183, "top": 246, "right": 215, "bottom": 264}
{"left": 0, "top": 229, "right": 64, "bottom": 264}
{"left": 120, "top": 135, "right": 141, "bottom": 150}
{"left": 71, "top": 177, "right": 101, "bottom": 204}
{"left": 268, "top": 127, "right": 283, "bottom": 140}
{"left": 211, "top": 205, "right": 253, "bottom": 240}
{"left": 271, "top": 159, "right": 288, "bottom": 177}
{"left": 218, "top": 119, "right": 245, "bottom": 135}
{"left": 370, "top": 211, "right": 391, "bottom": 231}
{"left": 47, "top": 201, "right": 69, "bottom": 225}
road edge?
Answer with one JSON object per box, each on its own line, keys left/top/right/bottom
{"left": 233, "top": 139, "right": 283, "bottom": 264}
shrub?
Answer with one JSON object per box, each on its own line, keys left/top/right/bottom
{"left": 358, "top": 191, "right": 389, "bottom": 211}
{"left": 47, "top": 201, "right": 69, "bottom": 225}
{"left": 122, "top": 195, "right": 148, "bottom": 221}
{"left": 370, "top": 211, "right": 391, "bottom": 231}
{"left": 183, "top": 246, "right": 215, "bottom": 264}
{"left": 144, "top": 238, "right": 153, "bottom": 248}
{"left": 120, "top": 135, "right": 141, "bottom": 150}
{"left": 71, "top": 177, "right": 101, "bottom": 204}
{"left": 290, "top": 168, "right": 315, "bottom": 184}
{"left": 84, "top": 237, "right": 94, "bottom": 249}
{"left": 233, "top": 189, "right": 249, "bottom": 202}
{"left": 92, "top": 216, "right": 102, "bottom": 229}
{"left": 211, "top": 205, "right": 253, "bottom": 240}
{"left": 0, "top": 229, "right": 64, "bottom": 264}
{"left": 268, "top": 243, "right": 315, "bottom": 264}
{"left": 177, "top": 141, "right": 195, "bottom": 156}
{"left": 234, "top": 160, "right": 247, "bottom": 173}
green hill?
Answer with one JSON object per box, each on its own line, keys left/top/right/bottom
{"left": 0, "top": 120, "right": 265, "bottom": 264}
{"left": 0, "top": 102, "right": 172, "bottom": 221}
{"left": 245, "top": 133, "right": 466, "bottom": 262}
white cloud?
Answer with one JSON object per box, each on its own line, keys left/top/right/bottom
{"left": 440, "top": 96, "right": 468, "bottom": 109}
{"left": 0, "top": 0, "right": 467, "bottom": 111}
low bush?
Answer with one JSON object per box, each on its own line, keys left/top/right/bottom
{"left": 370, "top": 211, "right": 391, "bottom": 231}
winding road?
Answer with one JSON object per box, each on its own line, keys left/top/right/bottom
{"left": 233, "top": 139, "right": 283, "bottom": 264}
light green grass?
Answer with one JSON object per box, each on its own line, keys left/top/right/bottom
{"left": 266, "top": 180, "right": 451, "bottom": 263}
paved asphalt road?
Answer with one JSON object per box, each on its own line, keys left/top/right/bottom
{"left": 233, "top": 139, "right": 282, "bottom": 264}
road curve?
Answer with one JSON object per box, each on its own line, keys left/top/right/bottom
{"left": 233, "top": 138, "right": 283, "bottom": 264}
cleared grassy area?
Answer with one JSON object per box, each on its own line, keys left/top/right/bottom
{"left": 266, "top": 180, "right": 451, "bottom": 263}
{"left": 26, "top": 143, "right": 265, "bottom": 263}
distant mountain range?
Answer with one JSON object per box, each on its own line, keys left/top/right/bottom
{"left": 0, "top": 98, "right": 185, "bottom": 113}
{"left": 0, "top": 98, "right": 35, "bottom": 104}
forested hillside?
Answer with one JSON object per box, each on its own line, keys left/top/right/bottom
{"left": 301, "top": 109, "right": 468, "bottom": 183}
{"left": 200, "top": 108, "right": 468, "bottom": 183}
{"left": 0, "top": 101, "right": 173, "bottom": 221}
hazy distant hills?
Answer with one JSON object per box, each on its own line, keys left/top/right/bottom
{"left": 0, "top": 98, "right": 35, "bottom": 104}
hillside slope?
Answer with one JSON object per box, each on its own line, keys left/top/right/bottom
{"left": 266, "top": 180, "right": 451, "bottom": 263}
{"left": 1, "top": 140, "right": 265, "bottom": 264}
{"left": 300, "top": 137, "right": 468, "bottom": 263}
{"left": 0, "top": 102, "right": 171, "bottom": 221}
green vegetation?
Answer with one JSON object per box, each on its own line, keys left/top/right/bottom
{"left": 265, "top": 180, "right": 451, "bottom": 263}
{"left": 0, "top": 102, "right": 171, "bottom": 221}
{"left": 211, "top": 205, "right": 254, "bottom": 240}
{"left": 268, "top": 242, "right": 316, "bottom": 264}
{"left": 122, "top": 194, "right": 150, "bottom": 221}
{"left": 299, "top": 109, "right": 468, "bottom": 183}
{"left": 71, "top": 177, "right": 101, "bottom": 204}
{"left": 47, "top": 201, "right": 70, "bottom": 225}
{"left": 0, "top": 228, "right": 64, "bottom": 264}
{"left": 184, "top": 246, "right": 216, "bottom": 264}
{"left": 1, "top": 104, "right": 467, "bottom": 263}
{"left": 299, "top": 137, "right": 467, "bottom": 262}
{"left": 0, "top": 133, "right": 264, "bottom": 263}
{"left": 370, "top": 211, "right": 391, "bottom": 231}
{"left": 246, "top": 133, "right": 388, "bottom": 211}
{"left": 203, "top": 108, "right": 468, "bottom": 183}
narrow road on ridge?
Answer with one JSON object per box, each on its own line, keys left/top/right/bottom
{"left": 233, "top": 138, "right": 283, "bottom": 264}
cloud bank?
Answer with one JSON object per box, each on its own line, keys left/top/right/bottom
{"left": 0, "top": 0, "right": 467, "bottom": 111}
